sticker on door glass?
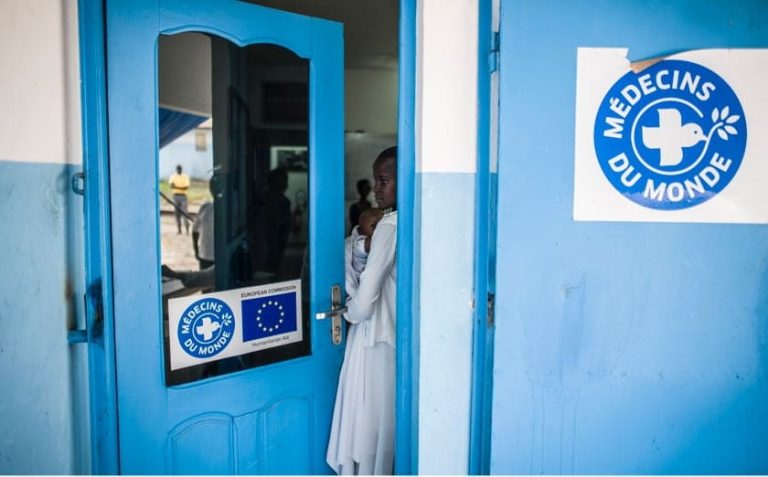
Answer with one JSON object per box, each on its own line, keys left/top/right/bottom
{"left": 240, "top": 283, "right": 300, "bottom": 348}
{"left": 574, "top": 48, "right": 768, "bottom": 223}
{"left": 177, "top": 297, "right": 235, "bottom": 359}
{"left": 168, "top": 280, "right": 303, "bottom": 371}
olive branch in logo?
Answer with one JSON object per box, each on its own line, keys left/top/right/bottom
{"left": 711, "top": 106, "right": 740, "bottom": 141}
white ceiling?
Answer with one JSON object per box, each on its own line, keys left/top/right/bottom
{"left": 243, "top": 0, "right": 399, "bottom": 70}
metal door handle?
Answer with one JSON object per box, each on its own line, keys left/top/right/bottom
{"left": 315, "top": 306, "right": 348, "bottom": 320}
{"left": 315, "top": 284, "right": 344, "bottom": 345}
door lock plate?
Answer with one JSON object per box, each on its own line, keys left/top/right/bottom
{"left": 315, "top": 284, "right": 345, "bottom": 345}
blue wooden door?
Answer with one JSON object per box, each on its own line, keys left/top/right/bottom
{"left": 491, "top": 1, "right": 768, "bottom": 474}
{"left": 106, "top": 0, "right": 344, "bottom": 473}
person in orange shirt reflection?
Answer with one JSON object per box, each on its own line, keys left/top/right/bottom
{"left": 168, "top": 164, "right": 191, "bottom": 234}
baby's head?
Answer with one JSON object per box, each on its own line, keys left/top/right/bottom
{"left": 358, "top": 208, "right": 384, "bottom": 237}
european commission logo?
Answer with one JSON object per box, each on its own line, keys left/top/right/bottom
{"left": 242, "top": 291, "right": 298, "bottom": 341}
{"left": 593, "top": 59, "right": 747, "bottom": 210}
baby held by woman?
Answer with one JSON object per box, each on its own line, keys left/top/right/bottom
{"left": 347, "top": 207, "right": 384, "bottom": 288}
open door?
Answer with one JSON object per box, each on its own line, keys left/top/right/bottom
{"left": 491, "top": 1, "right": 768, "bottom": 473}
{"left": 106, "top": 0, "right": 344, "bottom": 473}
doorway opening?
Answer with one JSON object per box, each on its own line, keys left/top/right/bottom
{"left": 242, "top": 1, "right": 400, "bottom": 235}
{"left": 232, "top": 4, "right": 410, "bottom": 472}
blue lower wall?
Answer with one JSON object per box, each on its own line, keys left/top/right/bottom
{"left": 417, "top": 172, "right": 475, "bottom": 474}
{"left": 491, "top": 0, "right": 768, "bottom": 474}
{"left": 0, "top": 160, "right": 88, "bottom": 473}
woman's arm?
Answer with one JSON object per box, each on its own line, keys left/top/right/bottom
{"left": 344, "top": 220, "right": 396, "bottom": 323}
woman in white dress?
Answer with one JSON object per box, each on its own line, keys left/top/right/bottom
{"left": 327, "top": 147, "right": 398, "bottom": 475}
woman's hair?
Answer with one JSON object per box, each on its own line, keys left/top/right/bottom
{"left": 374, "top": 146, "right": 397, "bottom": 168}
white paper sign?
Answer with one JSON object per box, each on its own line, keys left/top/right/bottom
{"left": 574, "top": 48, "right": 768, "bottom": 223}
{"left": 168, "top": 279, "right": 303, "bottom": 371}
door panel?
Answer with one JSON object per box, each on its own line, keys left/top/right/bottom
{"left": 169, "top": 414, "right": 234, "bottom": 474}
{"left": 107, "top": 0, "right": 344, "bottom": 473}
{"left": 492, "top": 0, "right": 768, "bottom": 474}
{"left": 230, "top": 398, "right": 312, "bottom": 475}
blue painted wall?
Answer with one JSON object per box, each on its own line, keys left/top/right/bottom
{"left": 418, "top": 172, "right": 476, "bottom": 473}
{"left": 491, "top": 1, "right": 768, "bottom": 473}
{"left": 0, "top": 160, "right": 88, "bottom": 473}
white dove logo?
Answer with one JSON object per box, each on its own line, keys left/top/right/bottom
{"left": 642, "top": 108, "right": 705, "bottom": 167}
{"left": 196, "top": 317, "right": 221, "bottom": 342}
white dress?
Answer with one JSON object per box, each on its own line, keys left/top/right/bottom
{"left": 327, "top": 212, "right": 397, "bottom": 475}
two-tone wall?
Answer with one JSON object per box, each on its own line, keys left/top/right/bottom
{"left": 0, "top": 0, "right": 88, "bottom": 473}
{"left": 415, "top": 0, "right": 479, "bottom": 473}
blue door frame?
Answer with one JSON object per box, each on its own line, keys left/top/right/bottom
{"left": 469, "top": 0, "right": 495, "bottom": 473}
{"left": 395, "top": 0, "right": 418, "bottom": 474}
{"left": 79, "top": 0, "right": 419, "bottom": 473}
{"left": 77, "top": 0, "right": 119, "bottom": 473}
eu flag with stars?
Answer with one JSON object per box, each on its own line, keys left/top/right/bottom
{"left": 242, "top": 291, "right": 298, "bottom": 341}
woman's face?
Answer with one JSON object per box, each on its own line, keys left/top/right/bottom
{"left": 373, "top": 157, "right": 396, "bottom": 210}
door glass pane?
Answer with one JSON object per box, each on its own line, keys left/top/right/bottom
{"left": 158, "top": 33, "right": 310, "bottom": 385}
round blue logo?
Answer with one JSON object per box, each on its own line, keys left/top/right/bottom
{"left": 177, "top": 297, "right": 235, "bottom": 359}
{"left": 594, "top": 59, "right": 746, "bottom": 210}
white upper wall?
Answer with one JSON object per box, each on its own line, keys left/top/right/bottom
{"left": 0, "top": 0, "right": 81, "bottom": 165}
{"left": 418, "top": 0, "right": 478, "bottom": 173}
{"left": 158, "top": 33, "right": 396, "bottom": 133}
{"left": 346, "top": 68, "right": 398, "bottom": 134}
{"left": 159, "top": 33, "right": 213, "bottom": 116}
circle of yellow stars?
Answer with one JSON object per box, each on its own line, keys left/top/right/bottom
{"left": 256, "top": 300, "right": 286, "bottom": 333}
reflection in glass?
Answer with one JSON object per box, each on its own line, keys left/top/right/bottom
{"left": 158, "top": 33, "right": 310, "bottom": 385}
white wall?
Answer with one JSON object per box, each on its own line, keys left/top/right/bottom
{"left": 158, "top": 33, "right": 212, "bottom": 115}
{"left": 0, "top": 0, "right": 82, "bottom": 166}
{"left": 418, "top": 0, "right": 478, "bottom": 174}
{"left": 346, "top": 68, "right": 398, "bottom": 135}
